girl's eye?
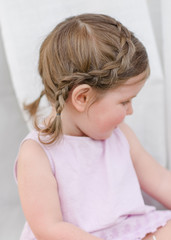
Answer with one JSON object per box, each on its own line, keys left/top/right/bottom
{"left": 121, "top": 100, "right": 130, "bottom": 105}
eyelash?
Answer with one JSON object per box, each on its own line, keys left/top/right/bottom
{"left": 121, "top": 100, "right": 130, "bottom": 105}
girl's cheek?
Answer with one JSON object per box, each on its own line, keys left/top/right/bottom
{"left": 105, "top": 113, "right": 125, "bottom": 130}
{"left": 115, "top": 110, "right": 126, "bottom": 124}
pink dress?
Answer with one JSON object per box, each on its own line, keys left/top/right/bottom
{"left": 14, "top": 127, "right": 171, "bottom": 240}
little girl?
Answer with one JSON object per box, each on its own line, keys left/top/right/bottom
{"left": 15, "top": 13, "right": 171, "bottom": 240}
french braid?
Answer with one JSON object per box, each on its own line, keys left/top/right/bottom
{"left": 24, "top": 13, "right": 149, "bottom": 144}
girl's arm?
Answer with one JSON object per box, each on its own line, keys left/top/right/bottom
{"left": 119, "top": 122, "right": 171, "bottom": 209}
{"left": 17, "top": 140, "right": 103, "bottom": 240}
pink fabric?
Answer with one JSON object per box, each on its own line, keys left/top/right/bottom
{"left": 14, "top": 128, "right": 171, "bottom": 240}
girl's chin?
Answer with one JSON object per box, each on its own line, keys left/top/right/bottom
{"left": 94, "top": 131, "right": 114, "bottom": 141}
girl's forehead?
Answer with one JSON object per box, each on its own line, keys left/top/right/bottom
{"left": 113, "top": 73, "right": 147, "bottom": 98}
{"left": 124, "top": 71, "right": 148, "bottom": 85}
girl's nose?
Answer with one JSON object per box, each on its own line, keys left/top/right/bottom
{"left": 126, "top": 103, "right": 133, "bottom": 115}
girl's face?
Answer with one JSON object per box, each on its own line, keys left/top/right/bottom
{"left": 75, "top": 72, "right": 147, "bottom": 140}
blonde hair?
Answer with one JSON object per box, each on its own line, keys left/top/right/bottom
{"left": 24, "top": 13, "right": 149, "bottom": 144}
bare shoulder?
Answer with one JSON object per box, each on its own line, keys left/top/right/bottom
{"left": 118, "top": 121, "right": 136, "bottom": 139}
{"left": 17, "top": 139, "right": 54, "bottom": 183}
{"left": 17, "top": 139, "right": 51, "bottom": 172}
{"left": 118, "top": 122, "right": 144, "bottom": 159}
{"left": 18, "top": 138, "right": 46, "bottom": 157}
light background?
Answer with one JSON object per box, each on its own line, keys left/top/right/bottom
{"left": 0, "top": 0, "right": 171, "bottom": 239}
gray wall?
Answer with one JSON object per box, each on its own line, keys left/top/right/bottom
{"left": 0, "top": 30, "right": 27, "bottom": 239}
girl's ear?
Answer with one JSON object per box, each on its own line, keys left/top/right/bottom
{"left": 71, "top": 84, "right": 93, "bottom": 112}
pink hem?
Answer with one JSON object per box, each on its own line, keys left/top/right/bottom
{"left": 92, "top": 210, "right": 171, "bottom": 240}
{"left": 134, "top": 217, "right": 171, "bottom": 239}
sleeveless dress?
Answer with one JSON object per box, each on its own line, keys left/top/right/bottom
{"left": 14, "top": 127, "right": 171, "bottom": 240}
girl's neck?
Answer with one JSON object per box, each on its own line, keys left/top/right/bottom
{"left": 44, "top": 106, "right": 85, "bottom": 137}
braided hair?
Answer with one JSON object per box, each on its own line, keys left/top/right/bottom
{"left": 24, "top": 13, "right": 149, "bottom": 144}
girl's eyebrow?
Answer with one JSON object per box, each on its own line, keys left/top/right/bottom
{"left": 124, "top": 95, "right": 137, "bottom": 100}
